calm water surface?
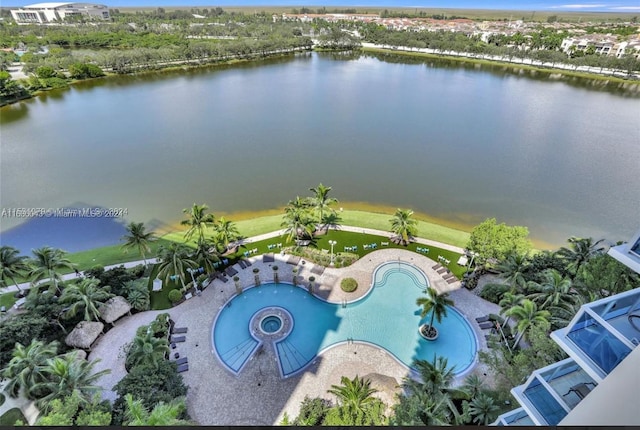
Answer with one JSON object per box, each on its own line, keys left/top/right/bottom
{"left": 1, "top": 52, "right": 638, "bottom": 250}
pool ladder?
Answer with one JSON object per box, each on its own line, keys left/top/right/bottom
{"left": 341, "top": 299, "right": 347, "bottom": 308}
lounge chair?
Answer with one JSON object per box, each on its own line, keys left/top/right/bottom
{"left": 237, "top": 259, "right": 247, "bottom": 269}
{"left": 437, "top": 267, "right": 448, "bottom": 274}
{"left": 446, "top": 277, "right": 458, "bottom": 284}
{"left": 243, "top": 258, "right": 252, "bottom": 266}
{"left": 563, "top": 382, "right": 595, "bottom": 400}
{"left": 173, "top": 327, "right": 188, "bottom": 334}
{"left": 478, "top": 321, "right": 494, "bottom": 329}
{"left": 171, "top": 335, "right": 186, "bottom": 343}
{"left": 432, "top": 263, "right": 443, "bottom": 270}
{"left": 443, "top": 273, "right": 456, "bottom": 280}
{"left": 476, "top": 316, "right": 490, "bottom": 323}
{"left": 175, "top": 357, "right": 188, "bottom": 365}
{"left": 225, "top": 267, "right": 238, "bottom": 276}
{"left": 263, "top": 253, "right": 275, "bottom": 263}
{"left": 177, "top": 364, "right": 189, "bottom": 373}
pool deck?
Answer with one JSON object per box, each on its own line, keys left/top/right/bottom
{"left": 89, "top": 248, "right": 500, "bottom": 425}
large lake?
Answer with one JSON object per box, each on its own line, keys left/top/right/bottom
{"left": 1, "top": 52, "right": 638, "bottom": 251}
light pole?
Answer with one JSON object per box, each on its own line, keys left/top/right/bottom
{"left": 328, "top": 240, "right": 337, "bottom": 266}
{"left": 187, "top": 267, "right": 202, "bottom": 294}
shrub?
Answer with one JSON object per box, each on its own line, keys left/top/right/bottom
{"left": 479, "top": 283, "right": 509, "bottom": 304}
{"left": 293, "top": 396, "right": 332, "bottom": 426}
{"left": 35, "top": 65, "right": 56, "bottom": 79}
{"left": 40, "top": 77, "right": 68, "bottom": 89}
{"left": 340, "top": 278, "right": 358, "bottom": 293}
{"left": 168, "top": 289, "right": 182, "bottom": 303}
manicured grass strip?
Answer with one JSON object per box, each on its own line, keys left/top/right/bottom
{"left": 66, "top": 238, "right": 177, "bottom": 271}
{"left": 0, "top": 408, "right": 26, "bottom": 426}
{"left": 0, "top": 292, "right": 18, "bottom": 309}
{"left": 339, "top": 210, "right": 470, "bottom": 248}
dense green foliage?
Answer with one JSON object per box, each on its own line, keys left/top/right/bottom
{"left": 35, "top": 392, "right": 112, "bottom": 426}
{"left": 112, "top": 360, "right": 189, "bottom": 425}
{"left": 467, "top": 218, "right": 532, "bottom": 265}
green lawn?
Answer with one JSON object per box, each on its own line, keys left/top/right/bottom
{"left": 0, "top": 292, "right": 18, "bottom": 309}
{"left": 85, "top": 209, "right": 469, "bottom": 272}
{"left": 0, "top": 408, "right": 26, "bottom": 426}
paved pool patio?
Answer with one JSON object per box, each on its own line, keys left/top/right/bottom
{"left": 89, "top": 248, "right": 500, "bottom": 425}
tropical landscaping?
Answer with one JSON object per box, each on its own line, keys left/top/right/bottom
{"left": 0, "top": 182, "right": 638, "bottom": 425}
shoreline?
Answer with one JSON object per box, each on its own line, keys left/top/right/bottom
{"left": 361, "top": 45, "right": 640, "bottom": 90}
{"left": 3, "top": 41, "right": 639, "bottom": 108}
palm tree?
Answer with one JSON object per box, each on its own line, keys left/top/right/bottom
{"left": 127, "top": 329, "right": 169, "bottom": 370}
{"left": 124, "top": 394, "right": 190, "bottom": 426}
{"left": 60, "top": 278, "right": 113, "bottom": 322}
{"left": 557, "top": 236, "right": 605, "bottom": 277}
{"left": 462, "top": 374, "right": 485, "bottom": 399}
{"left": 156, "top": 243, "right": 197, "bottom": 290}
{"left": 309, "top": 183, "right": 338, "bottom": 228}
{"left": 181, "top": 203, "right": 215, "bottom": 244}
{"left": 495, "top": 252, "right": 528, "bottom": 293}
{"left": 34, "top": 351, "right": 110, "bottom": 406}
{"left": 121, "top": 222, "right": 156, "bottom": 266}
{"left": 468, "top": 393, "right": 499, "bottom": 425}
{"left": 214, "top": 217, "right": 240, "bottom": 251}
{"left": 389, "top": 208, "right": 417, "bottom": 245}
{"left": 327, "top": 375, "right": 378, "bottom": 416}
{"left": 506, "top": 299, "right": 550, "bottom": 349}
{"left": 2, "top": 340, "right": 59, "bottom": 399}
{"left": 526, "top": 269, "right": 574, "bottom": 310}
{"left": 191, "top": 239, "right": 219, "bottom": 273}
{"left": 0, "top": 246, "right": 30, "bottom": 294}
{"left": 402, "top": 356, "right": 463, "bottom": 424}
{"left": 498, "top": 292, "right": 524, "bottom": 328}
{"left": 281, "top": 207, "right": 316, "bottom": 244}
{"left": 29, "top": 247, "right": 75, "bottom": 294}
{"left": 416, "top": 287, "right": 454, "bottom": 339}
{"left": 322, "top": 212, "right": 343, "bottom": 232}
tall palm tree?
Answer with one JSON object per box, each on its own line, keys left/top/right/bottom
{"left": 214, "top": 217, "right": 240, "bottom": 251}
{"left": 121, "top": 222, "right": 156, "bottom": 266}
{"left": 495, "top": 252, "right": 528, "bottom": 293}
{"left": 124, "top": 394, "right": 190, "bottom": 426}
{"left": 2, "top": 340, "right": 59, "bottom": 399}
{"left": 281, "top": 207, "right": 316, "bottom": 244}
{"left": 327, "top": 375, "right": 378, "bottom": 416}
{"left": 181, "top": 203, "right": 215, "bottom": 244}
{"left": 309, "top": 183, "right": 338, "bottom": 228}
{"left": 389, "top": 208, "right": 418, "bottom": 245}
{"left": 156, "top": 243, "right": 197, "bottom": 290}
{"left": 557, "top": 236, "right": 605, "bottom": 277}
{"left": 191, "top": 239, "right": 218, "bottom": 274}
{"left": 0, "top": 246, "right": 30, "bottom": 294}
{"left": 498, "top": 292, "right": 524, "bottom": 328}
{"left": 526, "top": 269, "right": 574, "bottom": 310}
{"left": 60, "top": 278, "right": 113, "bottom": 322}
{"left": 468, "top": 393, "right": 499, "bottom": 425}
{"left": 416, "top": 287, "right": 454, "bottom": 338}
{"left": 506, "top": 299, "right": 550, "bottom": 349}
{"left": 127, "top": 330, "right": 169, "bottom": 370}
{"left": 29, "top": 247, "right": 75, "bottom": 294}
{"left": 322, "top": 212, "right": 343, "bottom": 232}
{"left": 34, "top": 351, "right": 110, "bottom": 406}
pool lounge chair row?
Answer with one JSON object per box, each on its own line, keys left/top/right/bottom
{"left": 172, "top": 327, "right": 188, "bottom": 334}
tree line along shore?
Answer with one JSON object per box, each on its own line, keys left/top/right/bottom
{"left": 1, "top": 7, "right": 639, "bottom": 105}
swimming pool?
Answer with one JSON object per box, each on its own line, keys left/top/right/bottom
{"left": 212, "top": 261, "right": 477, "bottom": 377}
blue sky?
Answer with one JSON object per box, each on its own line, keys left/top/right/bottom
{"left": 2, "top": 0, "right": 639, "bottom": 11}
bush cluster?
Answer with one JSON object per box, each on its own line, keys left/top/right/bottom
{"left": 340, "top": 278, "right": 358, "bottom": 292}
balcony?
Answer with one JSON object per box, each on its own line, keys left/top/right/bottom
{"left": 511, "top": 358, "right": 597, "bottom": 425}
{"left": 494, "top": 408, "right": 535, "bottom": 426}
{"left": 552, "top": 289, "right": 640, "bottom": 381}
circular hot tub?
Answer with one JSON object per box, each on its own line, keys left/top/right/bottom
{"left": 261, "top": 315, "right": 283, "bottom": 334}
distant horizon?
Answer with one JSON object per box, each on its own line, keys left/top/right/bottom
{"left": 2, "top": 0, "right": 640, "bottom": 13}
